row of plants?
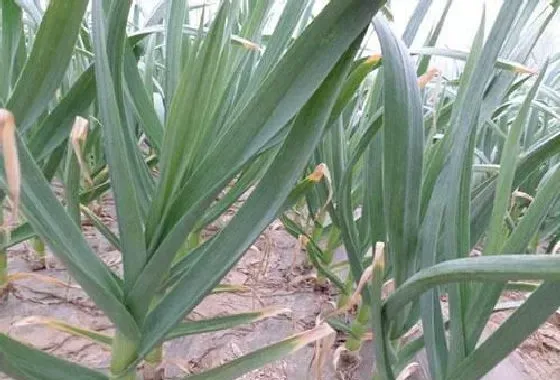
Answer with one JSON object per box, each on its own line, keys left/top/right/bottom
{"left": 0, "top": 0, "right": 386, "bottom": 379}
{"left": 283, "top": 0, "right": 560, "bottom": 378}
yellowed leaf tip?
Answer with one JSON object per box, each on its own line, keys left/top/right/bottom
{"left": 71, "top": 116, "right": 89, "bottom": 143}
{"left": 350, "top": 264, "right": 373, "bottom": 307}
{"left": 366, "top": 53, "right": 382, "bottom": 65}
{"left": 292, "top": 323, "right": 335, "bottom": 351}
{"left": 13, "top": 315, "right": 50, "bottom": 327}
{"left": 373, "top": 241, "right": 385, "bottom": 271}
{"left": 381, "top": 278, "right": 395, "bottom": 299}
{"left": 0, "top": 109, "right": 21, "bottom": 225}
{"left": 70, "top": 116, "right": 93, "bottom": 185}
{"left": 258, "top": 306, "right": 292, "bottom": 319}
{"left": 313, "top": 314, "right": 336, "bottom": 380}
{"left": 13, "top": 316, "right": 79, "bottom": 330}
{"left": 512, "top": 64, "right": 537, "bottom": 75}
{"left": 212, "top": 284, "right": 251, "bottom": 293}
{"left": 8, "top": 272, "right": 80, "bottom": 288}
{"left": 396, "top": 362, "right": 421, "bottom": 380}
{"left": 332, "top": 346, "right": 346, "bottom": 371}
{"left": 512, "top": 190, "right": 534, "bottom": 203}
{"left": 12, "top": 315, "right": 112, "bottom": 349}
{"left": 238, "top": 37, "right": 261, "bottom": 51}
{"left": 314, "top": 163, "right": 333, "bottom": 219}
{"left": 417, "top": 68, "right": 440, "bottom": 89}
{"left": 307, "top": 163, "right": 327, "bottom": 183}
{"left": 298, "top": 234, "right": 310, "bottom": 247}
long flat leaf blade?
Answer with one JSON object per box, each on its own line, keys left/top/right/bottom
{"left": 91, "top": 0, "right": 147, "bottom": 298}
{"left": 374, "top": 16, "right": 424, "bottom": 338}
{"left": 183, "top": 324, "right": 334, "bottom": 380}
{"left": 27, "top": 66, "right": 95, "bottom": 161}
{"left": 484, "top": 64, "right": 548, "bottom": 255}
{"left": 138, "top": 33, "right": 368, "bottom": 359}
{"left": 130, "top": 0, "right": 386, "bottom": 318}
{"left": 0, "top": 135, "right": 139, "bottom": 339}
{"left": 0, "top": 0, "right": 24, "bottom": 100}
{"left": 0, "top": 334, "right": 107, "bottom": 380}
{"left": 384, "top": 255, "right": 560, "bottom": 320}
{"left": 450, "top": 282, "right": 560, "bottom": 380}
{"left": 6, "top": 0, "right": 88, "bottom": 131}
{"left": 123, "top": 47, "right": 163, "bottom": 151}
{"left": 466, "top": 157, "right": 560, "bottom": 350}
{"left": 375, "top": 16, "right": 424, "bottom": 286}
{"left": 165, "top": 307, "right": 289, "bottom": 341}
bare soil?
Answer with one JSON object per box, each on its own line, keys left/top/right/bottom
{"left": 0, "top": 196, "right": 559, "bottom": 379}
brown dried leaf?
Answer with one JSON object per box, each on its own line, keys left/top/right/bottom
{"left": 417, "top": 68, "right": 440, "bottom": 89}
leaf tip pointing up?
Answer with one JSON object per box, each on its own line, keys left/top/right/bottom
{"left": 373, "top": 241, "right": 386, "bottom": 272}
{"left": 0, "top": 109, "right": 21, "bottom": 227}
{"left": 70, "top": 116, "right": 93, "bottom": 185}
